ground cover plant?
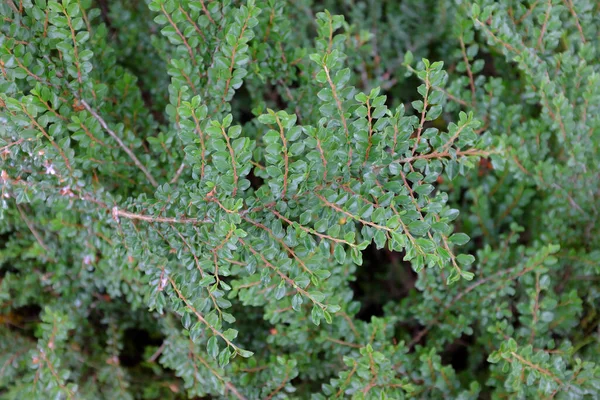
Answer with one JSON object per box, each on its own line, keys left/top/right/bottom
{"left": 1, "top": 0, "right": 599, "bottom": 398}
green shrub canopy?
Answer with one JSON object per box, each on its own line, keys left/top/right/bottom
{"left": 1, "top": 0, "right": 599, "bottom": 398}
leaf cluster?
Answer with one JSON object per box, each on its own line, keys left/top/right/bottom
{"left": 1, "top": 0, "right": 599, "bottom": 399}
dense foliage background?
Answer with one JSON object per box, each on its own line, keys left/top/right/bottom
{"left": 1, "top": 0, "right": 599, "bottom": 398}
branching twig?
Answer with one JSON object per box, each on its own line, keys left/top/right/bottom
{"left": 79, "top": 99, "right": 158, "bottom": 187}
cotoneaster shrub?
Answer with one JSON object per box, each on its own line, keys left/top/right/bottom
{"left": 1, "top": 0, "right": 599, "bottom": 399}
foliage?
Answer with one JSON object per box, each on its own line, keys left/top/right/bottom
{"left": 1, "top": 0, "right": 599, "bottom": 398}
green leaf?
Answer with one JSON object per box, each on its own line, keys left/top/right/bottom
{"left": 408, "top": 220, "right": 430, "bottom": 236}
{"left": 460, "top": 270, "right": 475, "bottom": 281}
{"left": 223, "top": 329, "right": 238, "bottom": 341}
{"left": 258, "top": 113, "right": 277, "bottom": 125}
{"left": 456, "top": 254, "right": 475, "bottom": 265}
{"left": 311, "top": 306, "right": 322, "bottom": 326}
{"left": 351, "top": 247, "right": 363, "bottom": 265}
{"left": 292, "top": 294, "right": 303, "bottom": 312}
{"left": 237, "top": 348, "right": 254, "bottom": 358}
{"left": 274, "top": 282, "right": 286, "bottom": 300}
{"left": 218, "top": 347, "right": 232, "bottom": 367}
{"left": 315, "top": 219, "right": 329, "bottom": 233}
{"left": 386, "top": 215, "right": 401, "bottom": 229}
{"left": 207, "top": 336, "right": 219, "bottom": 359}
{"left": 314, "top": 269, "right": 331, "bottom": 280}
{"left": 334, "top": 245, "right": 346, "bottom": 263}
{"left": 374, "top": 230, "right": 387, "bottom": 249}
{"left": 426, "top": 105, "right": 442, "bottom": 121}
{"left": 449, "top": 233, "right": 470, "bottom": 245}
